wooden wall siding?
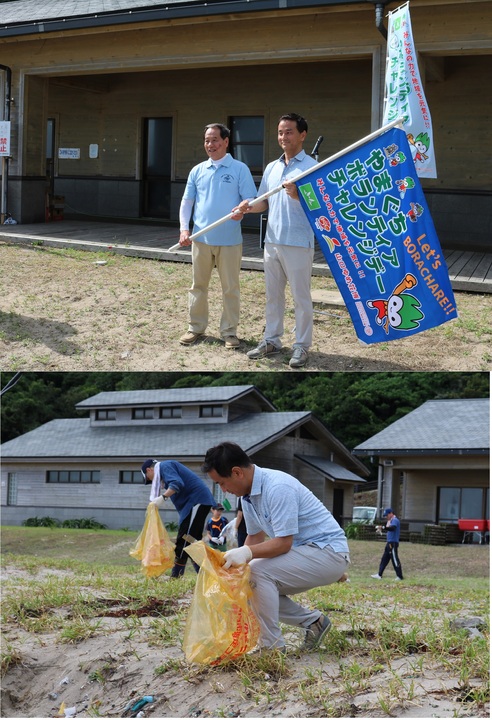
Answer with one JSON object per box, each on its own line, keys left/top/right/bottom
{"left": 424, "top": 55, "right": 492, "bottom": 191}
{"left": 28, "top": 54, "right": 491, "bottom": 197}
{"left": 378, "top": 454, "right": 489, "bottom": 471}
{"left": 42, "top": 61, "right": 372, "bottom": 181}
{"left": 4, "top": 0, "right": 489, "bottom": 212}
{"left": 403, "top": 468, "right": 489, "bottom": 523}
{"left": 1, "top": 462, "right": 215, "bottom": 511}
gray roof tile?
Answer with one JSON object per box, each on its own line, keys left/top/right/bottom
{"left": 76, "top": 385, "right": 274, "bottom": 409}
{"left": 1, "top": 412, "right": 311, "bottom": 459}
{"left": 295, "top": 454, "right": 364, "bottom": 483}
{"left": 354, "top": 399, "right": 490, "bottom": 454}
{"left": 1, "top": 0, "right": 193, "bottom": 25}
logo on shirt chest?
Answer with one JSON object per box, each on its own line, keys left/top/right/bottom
{"left": 221, "top": 174, "right": 234, "bottom": 184}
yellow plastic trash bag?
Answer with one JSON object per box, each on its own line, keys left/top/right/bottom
{"left": 182, "top": 541, "right": 260, "bottom": 665}
{"left": 129, "top": 503, "right": 175, "bottom": 578}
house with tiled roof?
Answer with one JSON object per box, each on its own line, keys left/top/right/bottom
{"left": 354, "top": 398, "right": 490, "bottom": 533}
{"left": 0, "top": 0, "right": 490, "bottom": 251}
{"left": 1, "top": 384, "right": 369, "bottom": 530}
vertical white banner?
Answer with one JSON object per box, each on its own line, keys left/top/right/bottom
{"left": 0, "top": 121, "right": 10, "bottom": 156}
{"left": 383, "top": 2, "right": 437, "bottom": 178}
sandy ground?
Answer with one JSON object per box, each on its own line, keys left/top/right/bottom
{"left": 1, "top": 564, "right": 489, "bottom": 720}
{"left": 0, "top": 242, "right": 491, "bottom": 372}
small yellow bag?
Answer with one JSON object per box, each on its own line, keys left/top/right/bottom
{"left": 129, "top": 503, "right": 175, "bottom": 578}
{"left": 182, "top": 541, "right": 260, "bottom": 665}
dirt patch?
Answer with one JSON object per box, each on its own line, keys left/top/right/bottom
{"left": 1, "top": 553, "right": 489, "bottom": 719}
{"left": 1, "top": 243, "right": 490, "bottom": 371}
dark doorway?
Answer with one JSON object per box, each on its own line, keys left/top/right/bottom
{"left": 142, "top": 117, "right": 172, "bottom": 218}
{"left": 333, "top": 488, "right": 344, "bottom": 526}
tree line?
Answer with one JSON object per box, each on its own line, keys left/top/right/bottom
{"left": 1, "top": 372, "right": 488, "bottom": 454}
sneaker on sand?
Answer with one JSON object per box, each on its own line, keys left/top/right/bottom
{"left": 179, "top": 331, "right": 204, "bottom": 346}
{"left": 301, "top": 614, "right": 332, "bottom": 651}
{"left": 224, "top": 335, "right": 240, "bottom": 349}
{"left": 247, "top": 340, "right": 281, "bottom": 360}
{"left": 289, "top": 345, "right": 308, "bottom": 368}
{"left": 371, "top": 574, "right": 382, "bottom": 580}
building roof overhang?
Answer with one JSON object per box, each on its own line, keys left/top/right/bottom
{"left": 0, "top": 0, "right": 368, "bottom": 39}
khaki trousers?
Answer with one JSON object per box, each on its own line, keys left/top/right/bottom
{"left": 189, "top": 241, "right": 242, "bottom": 338}
{"left": 249, "top": 544, "right": 350, "bottom": 649}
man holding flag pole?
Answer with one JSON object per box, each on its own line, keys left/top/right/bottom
{"left": 237, "top": 113, "right": 318, "bottom": 368}
{"left": 182, "top": 120, "right": 457, "bottom": 349}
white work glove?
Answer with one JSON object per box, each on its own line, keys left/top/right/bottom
{"left": 217, "top": 536, "right": 225, "bottom": 545}
{"left": 223, "top": 545, "right": 252, "bottom": 569}
{"left": 209, "top": 536, "right": 219, "bottom": 544}
{"left": 151, "top": 495, "right": 165, "bottom": 508}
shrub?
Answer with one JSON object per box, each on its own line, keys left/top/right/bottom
{"left": 22, "top": 516, "right": 107, "bottom": 530}
{"left": 23, "top": 516, "right": 60, "bottom": 528}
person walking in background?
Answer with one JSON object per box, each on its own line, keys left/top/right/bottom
{"left": 141, "top": 458, "right": 215, "bottom": 578}
{"left": 178, "top": 123, "right": 257, "bottom": 349}
{"left": 371, "top": 508, "right": 404, "bottom": 581}
{"left": 202, "top": 441, "right": 350, "bottom": 653}
{"left": 237, "top": 113, "right": 317, "bottom": 368}
{"left": 206, "top": 504, "right": 228, "bottom": 550}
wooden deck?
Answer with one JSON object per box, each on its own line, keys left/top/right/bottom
{"left": 1, "top": 219, "right": 491, "bottom": 294}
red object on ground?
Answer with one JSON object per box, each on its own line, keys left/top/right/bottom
{"left": 458, "top": 519, "right": 487, "bottom": 532}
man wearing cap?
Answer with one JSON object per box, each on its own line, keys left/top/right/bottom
{"left": 141, "top": 459, "right": 215, "bottom": 578}
{"left": 371, "top": 508, "right": 404, "bottom": 581}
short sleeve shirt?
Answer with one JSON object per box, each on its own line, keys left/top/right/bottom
{"left": 241, "top": 465, "right": 349, "bottom": 553}
{"left": 259, "top": 150, "right": 317, "bottom": 248}
{"left": 182, "top": 153, "right": 257, "bottom": 246}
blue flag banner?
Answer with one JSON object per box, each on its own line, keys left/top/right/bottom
{"left": 296, "top": 126, "right": 458, "bottom": 344}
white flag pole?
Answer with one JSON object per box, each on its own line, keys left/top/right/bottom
{"left": 168, "top": 118, "right": 404, "bottom": 251}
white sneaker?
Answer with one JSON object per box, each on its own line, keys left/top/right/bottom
{"left": 394, "top": 577, "right": 402, "bottom": 581}
{"left": 371, "top": 574, "right": 382, "bottom": 580}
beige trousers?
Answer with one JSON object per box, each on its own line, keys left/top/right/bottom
{"left": 188, "top": 241, "right": 243, "bottom": 338}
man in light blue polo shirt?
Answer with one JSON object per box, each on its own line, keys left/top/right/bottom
{"left": 203, "top": 441, "right": 350, "bottom": 653}
{"left": 237, "top": 113, "right": 317, "bottom": 368}
{"left": 179, "top": 123, "right": 257, "bottom": 349}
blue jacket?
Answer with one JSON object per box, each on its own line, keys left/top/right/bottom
{"left": 158, "top": 460, "right": 215, "bottom": 524}
{"left": 385, "top": 516, "right": 400, "bottom": 543}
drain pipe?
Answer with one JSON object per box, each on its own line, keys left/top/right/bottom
{"left": 369, "top": 1, "right": 390, "bottom": 40}
{"left": 0, "top": 64, "right": 12, "bottom": 224}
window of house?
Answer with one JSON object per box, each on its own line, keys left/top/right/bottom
{"left": 229, "top": 116, "right": 264, "bottom": 175}
{"left": 200, "top": 405, "right": 223, "bottom": 418}
{"left": 120, "top": 470, "right": 143, "bottom": 484}
{"left": 160, "top": 407, "right": 182, "bottom": 419}
{"left": 96, "top": 409, "right": 116, "bottom": 421}
{"left": 47, "top": 470, "right": 100, "bottom": 483}
{"left": 132, "top": 408, "right": 154, "bottom": 420}
{"left": 7, "top": 473, "right": 17, "bottom": 506}
{"left": 438, "top": 486, "right": 487, "bottom": 522}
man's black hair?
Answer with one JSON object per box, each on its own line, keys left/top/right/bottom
{"left": 278, "top": 113, "right": 308, "bottom": 134}
{"left": 204, "top": 123, "right": 230, "bottom": 140}
{"left": 202, "top": 442, "right": 251, "bottom": 477}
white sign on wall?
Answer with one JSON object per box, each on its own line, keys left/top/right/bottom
{"left": 0, "top": 121, "right": 11, "bottom": 156}
{"left": 58, "top": 148, "right": 80, "bottom": 159}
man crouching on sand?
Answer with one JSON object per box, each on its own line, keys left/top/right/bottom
{"left": 202, "top": 441, "right": 350, "bottom": 653}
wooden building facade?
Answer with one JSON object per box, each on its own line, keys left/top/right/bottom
{"left": 1, "top": 385, "right": 369, "bottom": 531}
{"left": 0, "top": 0, "right": 491, "bottom": 251}
{"left": 354, "top": 398, "right": 490, "bottom": 533}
